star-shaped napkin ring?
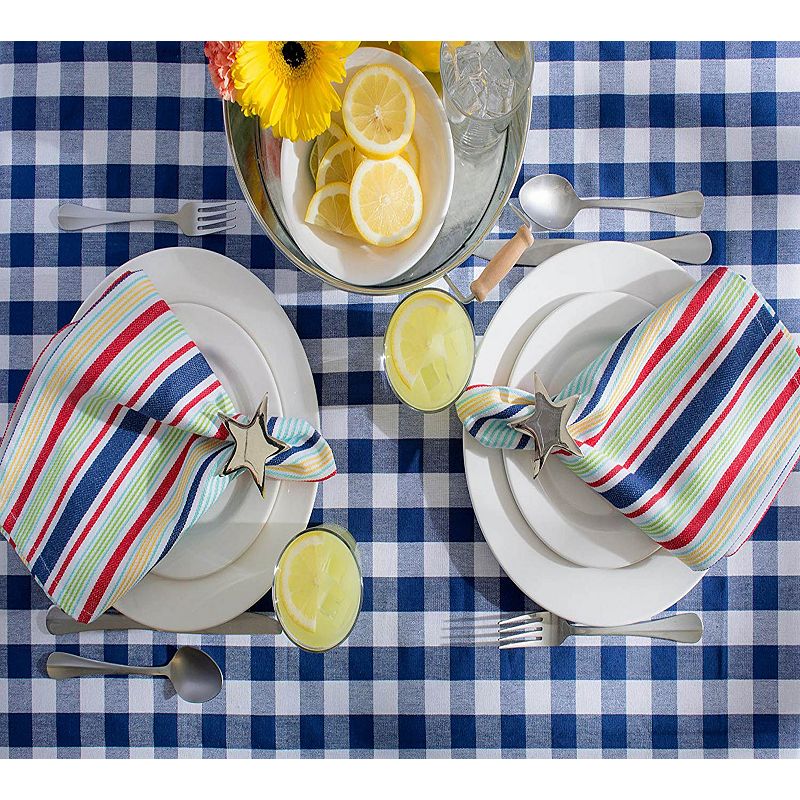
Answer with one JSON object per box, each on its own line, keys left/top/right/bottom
{"left": 220, "top": 392, "right": 289, "bottom": 497}
{"left": 509, "top": 373, "right": 581, "bottom": 479}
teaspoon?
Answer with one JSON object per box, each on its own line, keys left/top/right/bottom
{"left": 46, "top": 646, "right": 223, "bottom": 703}
{"left": 519, "top": 173, "right": 705, "bottom": 230}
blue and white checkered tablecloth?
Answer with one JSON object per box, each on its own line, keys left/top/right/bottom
{"left": 1, "top": 41, "right": 799, "bottom": 758}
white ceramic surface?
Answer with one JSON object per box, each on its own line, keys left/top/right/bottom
{"left": 280, "top": 47, "right": 455, "bottom": 287}
{"left": 74, "top": 247, "right": 319, "bottom": 631}
{"left": 464, "top": 241, "right": 704, "bottom": 626}
{"left": 503, "top": 291, "right": 660, "bottom": 570}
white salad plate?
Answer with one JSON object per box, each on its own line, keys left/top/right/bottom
{"left": 75, "top": 247, "right": 318, "bottom": 631}
{"left": 503, "top": 291, "right": 660, "bottom": 570}
{"left": 280, "top": 46, "right": 455, "bottom": 287}
{"left": 464, "top": 241, "right": 704, "bottom": 626}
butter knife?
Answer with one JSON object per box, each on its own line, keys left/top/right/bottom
{"left": 46, "top": 606, "right": 282, "bottom": 636}
{"left": 475, "top": 232, "right": 712, "bottom": 266}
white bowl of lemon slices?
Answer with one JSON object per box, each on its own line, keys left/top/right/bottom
{"left": 279, "top": 46, "right": 455, "bottom": 288}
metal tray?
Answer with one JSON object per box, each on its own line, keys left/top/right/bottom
{"left": 224, "top": 73, "right": 531, "bottom": 297}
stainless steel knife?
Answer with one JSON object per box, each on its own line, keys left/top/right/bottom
{"left": 474, "top": 232, "right": 712, "bottom": 266}
{"left": 46, "top": 606, "right": 282, "bottom": 636}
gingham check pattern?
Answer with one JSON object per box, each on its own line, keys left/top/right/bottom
{"left": 1, "top": 41, "right": 798, "bottom": 757}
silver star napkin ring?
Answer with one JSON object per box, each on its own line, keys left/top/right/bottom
{"left": 219, "top": 392, "right": 289, "bottom": 497}
{"left": 509, "top": 373, "right": 581, "bottom": 479}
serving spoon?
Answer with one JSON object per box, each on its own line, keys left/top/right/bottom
{"left": 46, "top": 646, "right": 223, "bottom": 703}
{"left": 519, "top": 173, "right": 705, "bottom": 230}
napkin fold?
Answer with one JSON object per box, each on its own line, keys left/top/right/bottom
{"left": 0, "top": 269, "right": 335, "bottom": 621}
{"left": 458, "top": 268, "right": 800, "bottom": 571}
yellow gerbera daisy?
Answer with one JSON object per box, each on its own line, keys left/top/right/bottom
{"left": 233, "top": 41, "right": 359, "bottom": 141}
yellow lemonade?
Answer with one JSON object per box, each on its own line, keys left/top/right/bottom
{"left": 384, "top": 289, "right": 475, "bottom": 412}
{"left": 272, "top": 526, "right": 362, "bottom": 652}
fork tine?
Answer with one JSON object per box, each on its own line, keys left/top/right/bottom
{"left": 498, "top": 613, "right": 542, "bottom": 627}
{"left": 196, "top": 201, "right": 237, "bottom": 213}
{"left": 499, "top": 639, "right": 544, "bottom": 650}
{"left": 195, "top": 222, "right": 237, "bottom": 236}
{"left": 498, "top": 628, "right": 543, "bottom": 644}
{"left": 197, "top": 210, "right": 238, "bottom": 223}
{"left": 498, "top": 621, "right": 544, "bottom": 635}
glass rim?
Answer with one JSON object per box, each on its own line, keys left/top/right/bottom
{"left": 383, "top": 287, "right": 476, "bottom": 414}
{"left": 272, "top": 524, "right": 364, "bottom": 653}
{"left": 440, "top": 41, "right": 535, "bottom": 122}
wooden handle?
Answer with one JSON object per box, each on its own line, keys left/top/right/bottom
{"left": 470, "top": 226, "right": 534, "bottom": 302}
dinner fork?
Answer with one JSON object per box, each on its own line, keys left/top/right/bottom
{"left": 498, "top": 611, "right": 703, "bottom": 649}
{"left": 57, "top": 201, "right": 238, "bottom": 236}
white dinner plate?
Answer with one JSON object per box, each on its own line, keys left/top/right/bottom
{"left": 280, "top": 47, "right": 455, "bottom": 287}
{"left": 75, "top": 247, "right": 318, "bottom": 631}
{"left": 503, "top": 291, "right": 660, "bottom": 569}
{"left": 464, "top": 241, "right": 704, "bottom": 626}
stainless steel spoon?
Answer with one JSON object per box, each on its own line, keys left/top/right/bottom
{"left": 46, "top": 646, "right": 223, "bottom": 703}
{"left": 519, "top": 173, "right": 705, "bottom": 230}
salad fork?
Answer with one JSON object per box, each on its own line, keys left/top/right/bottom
{"left": 498, "top": 611, "right": 703, "bottom": 649}
{"left": 57, "top": 201, "right": 238, "bottom": 236}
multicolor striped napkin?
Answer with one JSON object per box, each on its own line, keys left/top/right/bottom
{"left": 0, "top": 269, "right": 336, "bottom": 621}
{"left": 458, "top": 268, "right": 800, "bottom": 571}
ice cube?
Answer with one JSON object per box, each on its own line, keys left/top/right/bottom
{"left": 420, "top": 361, "right": 442, "bottom": 392}
{"left": 454, "top": 41, "right": 483, "bottom": 81}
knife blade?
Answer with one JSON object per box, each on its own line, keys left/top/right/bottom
{"left": 474, "top": 232, "right": 712, "bottom": 266}
{"left": 46, "top": 605, "right": 282, "bottom": 636}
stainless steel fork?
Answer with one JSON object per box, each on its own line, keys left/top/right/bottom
{"left": 57, "top": 201, "right": 238, "bottom": 236}
{"left": 498, "top": 611, "right": 703, "bottom": 649}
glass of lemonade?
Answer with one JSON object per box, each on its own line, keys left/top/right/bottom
{"left": 383, "top": 288, "right": 475, "bottom": 413}
{"left": 272, "top": 524, "right": 362, "bottom": 652}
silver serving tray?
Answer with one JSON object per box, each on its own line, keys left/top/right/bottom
{"left": 223, "top": 79, "right": 531, "bottom": 296}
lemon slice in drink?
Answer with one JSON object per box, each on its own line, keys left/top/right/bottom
{"left": 343, "top": 65, "right": 415, "bottom": 159}
{"left": 315, "top": 139, "right": 365, "bottom": 189}
{"left": 305, "top": 181, "right": 359, "bottom": 238}
{"left": 349, "top": 156, "right": 423, "bottom": 246}
{"left": 308, "top": 120, "right": 346, "bottom": 181}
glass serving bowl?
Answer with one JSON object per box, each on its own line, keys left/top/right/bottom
{"left": 223, "top": 43, "right": 533, "bottom": 297}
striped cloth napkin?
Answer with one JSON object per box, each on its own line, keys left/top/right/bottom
{"left": 0, "top": 269, "right": 336, "bottom": 622}
{"left": 457, "top": 268, "right": 800, "bottom": 571}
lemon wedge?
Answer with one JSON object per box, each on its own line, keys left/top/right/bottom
{"left": 305, "top": 181, "right": 359, "bottom": 238}
{"left": 401, "top": 137, "right": 420, "bottom": 174}
{"left": 349, "top": 156, "right": 423, "bottom": 246}
{"left": 343, "top": 65, "right": 415, "bottom": 159}
{"left": 309, "top": 120, "right": 346, "bottom": 181}
{"left": 315, "top": 138, "right": 365, "bottom": 189}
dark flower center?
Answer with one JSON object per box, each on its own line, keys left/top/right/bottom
{"left": 282, "top": 42, "right": 307, "bottom": 69}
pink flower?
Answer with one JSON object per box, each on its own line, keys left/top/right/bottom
{"left": 204, "top": 41, "right": 242, "bottom": 102}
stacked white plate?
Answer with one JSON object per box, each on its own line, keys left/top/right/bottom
{"left": 76, "top": 248, "right": 319, "bottom": 632}
{"left": 464, "top": 241, "right": 705, "bottom": 626}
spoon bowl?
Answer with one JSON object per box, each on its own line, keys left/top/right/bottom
{"left": 519, "top": 174, "right": 583, "bottom": 230}
{"left": 167, "top": 646, "right": 224, "bottom": 703}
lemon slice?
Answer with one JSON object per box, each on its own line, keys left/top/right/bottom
{"left": 401, "top": 137, "right": 420, "bottom": 174}
{"left": 349, "top": 156, "right": 423, "bottom": 246}
{"left": 277, "top": 531, "right": 327, "bottom": 631}
{"left": 315, "top": 139, "right": 365, "bottom": 189}
{"left": 343, "top": 65, "right": 415, "bottom": 159}
{"left": 305, "top": 181, "right": 359, "bottom": 238}
{"left": 308, "top": 120, "right": 346, "bottom": 181}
